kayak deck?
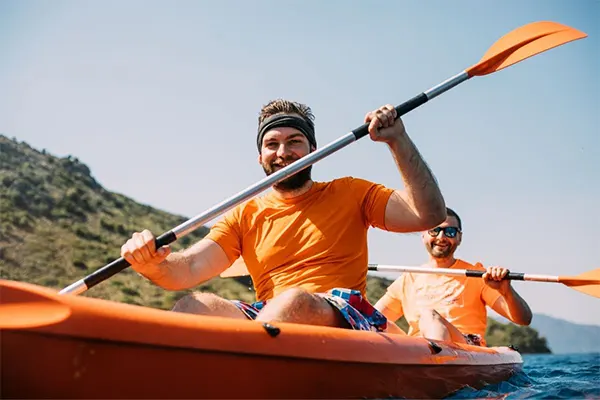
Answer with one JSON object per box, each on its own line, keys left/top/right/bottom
{"left": 0, "top": 279, "right": 522, "bottom": 399}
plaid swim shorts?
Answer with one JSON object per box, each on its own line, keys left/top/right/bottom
{"left": 231, "top": 288, "right": 388, "bottom": 332}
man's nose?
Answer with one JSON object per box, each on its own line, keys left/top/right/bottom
{"left": 276, "top": 143, "right": 291, "bottom": 157}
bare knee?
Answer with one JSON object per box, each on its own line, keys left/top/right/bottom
{"left": 172, "top": 292, "right": 245, "bottom": 319}
{"left": 256, "top": 288, "right": 345, "bottom": 328}
{"left": 277, "top": 287, "right": 313, "bottom": 303}
{"left": 264, "top": 288, "right": 317, "bottom": 315}
{"left": 172, "top": 292, "right": 221, "bottom": 313}
{"left": 419, "top": 309, "right": 444, "bottom": 326}
{"left": 419, "top": 309, "right": 451, "bottom": 341}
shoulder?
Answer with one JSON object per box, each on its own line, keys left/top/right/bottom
{"left": 335, "top": 176, "right": 375, "bottom": 185}
{"left": 217, "top": 197, "right": 264, "bottom": 223}
{"left": 455, "top": 259, "right": 486, "bottom": 271}
{"left": 327, "top": 176, "right": 383, "bottom": 192}
{"left": 387, "top": 272, "right": 407, "bottom": 293}
{"left": 455, "top": 259, "right": 489, "bottom": 291}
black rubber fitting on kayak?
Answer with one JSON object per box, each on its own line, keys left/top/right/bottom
{"left": 262, "top": 323, "right": 281, "bottom": 337}
{"left": 427, "top": 340, "right": 443, "bottom": 354}
{"left": 509, "top": 344, "right": 519, "bottom": 352}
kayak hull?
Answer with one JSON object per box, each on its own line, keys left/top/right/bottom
{"left": 0, "top": 279, "right": 523, "bottom": 399}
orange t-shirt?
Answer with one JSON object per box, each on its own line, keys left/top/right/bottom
{"left": 206, "top": 177, "right": 394, "bottom": 302}
{"left": 381, "top": 259, "right": 502, "bottom": 345}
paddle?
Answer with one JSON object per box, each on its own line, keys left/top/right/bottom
{"left": 368, "top": 264, "right": 600, "bottom": 299}
{"left": 221, "top": 260, "right": 600, "bottom": 300}
{"left": 60, "top": 21, "right": 587, "bottom": 295}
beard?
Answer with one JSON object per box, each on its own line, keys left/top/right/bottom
{"left": 262, "top": 157, "right": 312, "bottom": 191}
{"left": 426, "top": 241, "right": 457, "bottom": 259}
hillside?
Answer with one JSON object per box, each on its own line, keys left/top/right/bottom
{"left": 529, "top": 314, "right": 599, "bottom": 354}
{"left": 491, "top": 312, "right": 600, "bottom": 354}
{"left": 1, "top": 135, "right": 550, "bottom": 352}
{"left": 486, "top": 317, "right": 551, "bottom": 354}
{"left": 0, "top": 134, "right": 251, "bottom": 307}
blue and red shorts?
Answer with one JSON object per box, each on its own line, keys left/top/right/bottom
{"left": 231, "top": 288, "right": 388, "bottom": 332}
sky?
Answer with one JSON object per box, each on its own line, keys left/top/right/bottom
{"left": 1, "top": 0, "right": 599, "bottom": 326}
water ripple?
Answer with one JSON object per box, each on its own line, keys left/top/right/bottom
{"left": 446, "top": 353, "right": 600, "bottom": 399}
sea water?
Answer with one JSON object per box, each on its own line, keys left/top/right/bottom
{"left": 447, "top": 353, "right": 600, "bottom": 399}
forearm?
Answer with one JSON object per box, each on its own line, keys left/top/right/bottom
{"left": 385, "top": 322, "right": 407, "bottom": 335}
{"left": 374, "top": 295, "right": 404, "bottom": 322}
{"left": 136, "top": 253, "right": 197, "bottom": 291}
{"left": 151, "top": 253, "right": 198, "bottom": 291}
{"left": 140, "top": 241, "right": 227, "bottom": 291}
{"left": 500, "top": 287, "right": 533, "bottom": 325}
{"left": 387, "top": 133, "right": 445, "bottom": 226}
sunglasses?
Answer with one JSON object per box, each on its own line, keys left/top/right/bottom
{"left": 427, "top": 226, "right": 461, "bottom": 238}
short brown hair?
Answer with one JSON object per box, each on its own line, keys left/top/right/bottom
{"left": 446, "top": 207, "right": 462, "bottom": 230}
{"left": 258, "top": 99, "right": 315, "bottom": 131}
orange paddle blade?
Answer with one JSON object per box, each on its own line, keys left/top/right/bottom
{"left": 220, "top": 257, "right": 250, "bottom": 278}
{"left": 466, "top": 21, "right": 587, "bottom": 77}
{"left": 0, "top": 280, "right": 71, "bottom": 329}
{"left": 558, "top": 268, "right": 600, "bottom": 299}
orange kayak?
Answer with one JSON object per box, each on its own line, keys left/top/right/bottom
{"left": 0, "top": 279, "right": 522, "bottom": 399}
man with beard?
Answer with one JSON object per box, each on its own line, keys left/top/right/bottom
{"left": 120, "top": 99, "right": 446, "bottom": 332}
{"left": 375, "top": 208, "right": 532, "bottom": 344}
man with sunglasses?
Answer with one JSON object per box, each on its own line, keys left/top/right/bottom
{"left": 375, "top": 208, "right": 532, "bottom": 345}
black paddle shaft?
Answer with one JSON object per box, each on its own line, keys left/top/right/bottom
{"left": 466, "top": 270, "right": 525, "bottom": 280}
{"left": 351, "top": 93, "right": 429, "bottom": 140}
{"left": 83, "top": 231, "right": 177, "bottom": 288}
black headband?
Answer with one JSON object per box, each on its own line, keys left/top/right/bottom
{"left": 257, "top": 114, "right": 316, "bottom": 152}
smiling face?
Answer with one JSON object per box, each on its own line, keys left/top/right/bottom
{"left": 258, "top": 125, "right": 313, "bottom": 191}
{"left": 422, "top": 215, "right": 463, "bottom": 259}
